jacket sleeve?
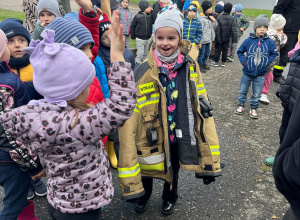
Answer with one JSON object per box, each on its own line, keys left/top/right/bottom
{"left": 78, "top": 8, "right": 100, "bottom": 63}
{"left": 130, "top": 15, "right": 138, "bottom": 39}
{"left": 231, "top": 19, "right": 238, "bottom": 43}
{"left": 273, "top": 0, "right": 291, "bottom": 14}
{"left": 79, "top": 62, "right": 137, "bottom": 142}
{"left": 94, "top": 56, "right": 109, "bottom": 99}
{"left": 237, "top": 40, "right": 247, "bottom": 65}
{"left": 242, "top": 16, "right": 250, "bottom": 30}
{"left": 194, "top": 61, "right": 221, "bottom": 177}
{"left": 193, "top": 21, "right": 203, "bottom": 45}
{"left": 288, "top": 42, "right": 300, "bottom": 58}
{"left": 14, "top": 76, "right": 30, "bottom": 107}
{"left": 273, "top": 95, "right": 300, "bottom": 218}
{"left": 267, "top": 41, "right": 279, "bottom": 66}
{"left": 32, "top": 23, "right": 45, "bottom": 40}
{"left": 152, "top": 3, "right": 161, "bottom": 22}
{"left": 215, "top": 19, "right": 221, "bottom": 43}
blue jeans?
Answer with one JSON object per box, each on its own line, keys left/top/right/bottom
{"left": 198, "top": 43, "right": 211, "bottom": 66}
{"left": 0, "top": 150, "right": 30, "bottom": 220}
{"left": 238, "top": 74, "right": 265, "bottom": 109}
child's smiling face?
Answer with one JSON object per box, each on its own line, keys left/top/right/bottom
{"left": 39, "top": 11, "right": 56, "bottom": 26}
{"left": 155, "top": 27, "right": 180, "bottom": 57}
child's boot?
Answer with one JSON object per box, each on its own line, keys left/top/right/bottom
{"left": 18, "top": 200, "right": 39, "bottom": 220}
{"left": 30, "top": 179, "right": 47, "bottom": 197}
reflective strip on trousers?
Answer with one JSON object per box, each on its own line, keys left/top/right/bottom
{"left": 118, "top": 163, "right": 140, "bottom": 178}
{"left": 210, "top": 145, "right": 220, "bottom": 155}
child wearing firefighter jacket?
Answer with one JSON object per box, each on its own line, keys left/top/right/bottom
{"left": 117, "top": 6, "right": 222, "bottom": 216}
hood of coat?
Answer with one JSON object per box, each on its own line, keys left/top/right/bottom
{"left": 290, "top": 49, "right": 300, "bottom": 64}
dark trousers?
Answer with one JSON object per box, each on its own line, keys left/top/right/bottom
{"left": 273, "top": 32, "right": 298, "bottom": 78}
{"left": 47, "top": 202, "right": 102, "bottom": 220}
{"left": 214, "top": 42, "right": 229, "bottom": 62}
{"left": 139, "top": 143, "right": 180, "bottom": 204}
{"left": 0, "top": 150, "right": 30, "bottom": 220}
{"left": 282, "top": 207, "right": 298, "bottom": 220}
{"left": 279, "top": 107, "right": 292, "bottom": 144}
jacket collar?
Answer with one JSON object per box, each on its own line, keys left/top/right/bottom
{"left": 250, "top": 32, "right": 269, "bottom": 40}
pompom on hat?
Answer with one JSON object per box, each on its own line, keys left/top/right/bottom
{"left": 24, "top": 30, "right": 95, "bottom": 106}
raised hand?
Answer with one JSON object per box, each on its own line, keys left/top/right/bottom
{"left": 75, "top": 0, "right": 93, "bottom": 12}
{"left": 109, "top": 10, "right": 125, "bottom": 62}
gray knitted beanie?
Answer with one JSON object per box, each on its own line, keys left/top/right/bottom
{"left": 37, "top": 0, "right": 62, "bottom": 17}
{"left": 254, "top": 14, "right": 269, "bottom": 30}
{"left": 154, "top": 6, "right": 184, "bottom": 39}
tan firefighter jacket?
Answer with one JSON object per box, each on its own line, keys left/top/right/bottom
{"left": 117, "top": 40, "right": 222, "bottom": 200}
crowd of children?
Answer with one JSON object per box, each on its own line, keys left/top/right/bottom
{"left": 1, "top": 0, "right": 300, "bottom": 219}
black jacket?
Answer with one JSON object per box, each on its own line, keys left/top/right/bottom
{"left": 215, "top": 12, "right": 237, "bottom": 44}
{"left": 152, "top": 2, "right": 162, "bottom": 22}
{"left": 130, "top": 11, "right": 153, "bottom": 40}
{"left": 276, "top": 49, "right": 300, "bottom": 113}
{"left": 273, "top": 90, "right": 300, "bottom": 219}
{"left": 273, "top": 0, "right": 300, "bottom": 33}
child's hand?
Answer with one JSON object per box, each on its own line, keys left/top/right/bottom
{"left": 240, "top": 27, "right": 245, "bottom": 32}
{"left": 109, "top": 11, "right": 125, "bottom": 62}
{"left": 75, "top": 0, "right": 93, "bottom": 12}
{"left": 209, "top": 16, "right": 216, "bottom": 22}
{"left": 198, "top": 43, "right": 202, "bottom": 49}
{"left": 31, "top": 169, "right": 46, "bottom": 180}
{"left": 41, "top": 21, "right": 47, "bottom": 26}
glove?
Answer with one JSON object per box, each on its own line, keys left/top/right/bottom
{"left": 199, "top": 95, "right": 213, "bottom": 118}
{"left": 203, "top": 176, "right": 215, "bottom": 185}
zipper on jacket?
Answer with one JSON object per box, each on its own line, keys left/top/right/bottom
{"left": 145, "top": 14, "right": 147, "bottom": 40}
{"left": 187, "top": 18, "right": 192, "bottom": 40}
{"left": 255, "top": 39, "right": 261, "bottom": 76}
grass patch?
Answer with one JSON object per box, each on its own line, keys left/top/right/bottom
{"left": 130, "top": 0, "right": 156, "bottom": 5}
{"left": 242, "top": 8, "right": 272, "bottom": 18}
{"left": 129, "top": 38, "right": 136, "bottom": 48}
{"left": 0, "top": 9, "right": 25, "bottom": 22}
{"left": 260, "top": 163, "right": 271, "bottom": 172}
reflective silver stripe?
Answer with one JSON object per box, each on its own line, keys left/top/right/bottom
{"left": 138, "top": 153, "right": 165, "bottom": 164}
{"left": 118, "top": 165, "right": 140, "bottom": 176}
{"left": 210, "top": 148, "right": 219, "bottom": 152}
{"left": 137, "top": 96, "right": 160, "bottom": 107}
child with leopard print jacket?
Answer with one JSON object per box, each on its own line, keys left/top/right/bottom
{"left": 0, "top": 12, "right": 137, "bottom": 219}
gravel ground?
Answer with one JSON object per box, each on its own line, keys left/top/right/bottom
{"left": 0, "top": 2, "right": 290, "bottom": 219}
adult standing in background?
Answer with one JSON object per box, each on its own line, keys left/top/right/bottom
{"left": 272, "top": 0, "right": 300, "bottom": 84}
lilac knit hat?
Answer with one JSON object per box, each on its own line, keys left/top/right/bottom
{"left": 23, "top": 29, "right": 95, "bottom": 105}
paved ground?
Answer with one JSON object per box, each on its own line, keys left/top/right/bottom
{"left": 0, "top": 1, "right": 290, "bottom": 220}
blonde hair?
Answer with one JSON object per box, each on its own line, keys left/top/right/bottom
{"left": 67, "top": 87, "right": 93, "bottom": 129}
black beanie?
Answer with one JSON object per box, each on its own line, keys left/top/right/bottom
{"left": 224, "top": 3, "right": 233, "bottom": 13}
{"left": 201, "top": 1, "right": 212, "bottom": 13}
{"left": 138, "top": 0, "right": 150, "bottom": 12}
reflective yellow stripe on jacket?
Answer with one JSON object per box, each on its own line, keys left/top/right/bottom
{"left": 134, "top": 93, "right": 160, "bottom": 113}
{"left": 138, "top": 153, "right": 165, "bottom": 171}
{"left": 197, "top": 84, "right": 206, "bottom": 95}
{"left": 210, "top": 145, "right": 220, "bottom": 155}
{"left": 118, "top": 163, "right": 140, "bottom": 178}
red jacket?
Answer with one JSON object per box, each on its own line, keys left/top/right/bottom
{"left": 79, "top": 8, "right": 104, "bottom": 105}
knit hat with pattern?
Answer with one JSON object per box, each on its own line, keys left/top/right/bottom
{"left": 45, "top": 17, "right": 94, "bottom": 49}
{"left": 99, "top": 13, "right": 111, "bottom": 39}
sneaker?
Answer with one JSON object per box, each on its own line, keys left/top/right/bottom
{"left": 31, "top": 178, "right": 47, "bottom": 197}
{"left": 249, "top": 108, "right": 258, "bottom": 119}
{"left": 200, "top": 65, "right": 206, "bottom": 73}
{"left": 273, "top": 76, "right": 285, "bottom": 84}
{"left": 235, "top": 105, "right": 244, "bottom": 115}
{"left": 27, "top": 186, "right": 35, "bottom": 200}
{"left": 211, "top": 61, "right": 219, "bottom": 67}
{"left": 221, "top": 62, "right": 226, "bottom": 67}
{"left": 227, "top": 56, "right": 234, "bottom": 62}
{"left": 203, "top": 64, "right": 211, "bottom": 70}
{"left": 265, "top": 157, "right": 275, "bottom": 166}
{"left": 259, "top": 94, "right": 270, "bottom": 105}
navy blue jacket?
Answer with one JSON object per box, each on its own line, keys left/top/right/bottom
{"left": 237, "top": 33, "right": 278, "bottom": 76}
{"left": 98, "top": 46, "right": 136, "bottom": 76}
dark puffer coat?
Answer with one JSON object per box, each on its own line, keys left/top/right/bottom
{"left": 215, "top": 12, "right": 237, "bottom": 44}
